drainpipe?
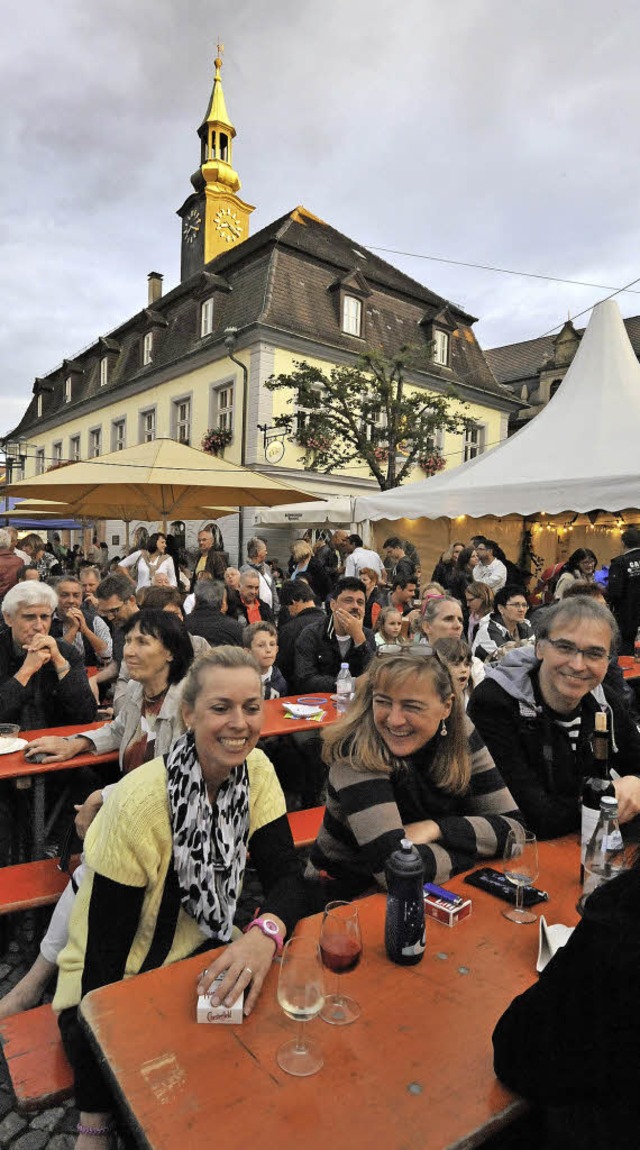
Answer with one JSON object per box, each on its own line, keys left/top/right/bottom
{"left": 224, "top": 327, "right": 249, "bottom": 564}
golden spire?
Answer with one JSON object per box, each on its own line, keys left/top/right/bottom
{"left": 201, "top": 44, "right": 235, "bottom": 141}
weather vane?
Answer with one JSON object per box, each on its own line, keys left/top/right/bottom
{"left": 216, "top": 39, "right": 224, "bottom": 59}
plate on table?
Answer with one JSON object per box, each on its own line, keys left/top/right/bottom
{"left": 0, "top": 737, "right": 28, "bottom": 755}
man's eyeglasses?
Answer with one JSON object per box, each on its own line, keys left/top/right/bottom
{"left": 99, "top": 603, "right": 125, "bottom": 619}
{"left": 544, "top": 637, "right": 609, "bottom": 664}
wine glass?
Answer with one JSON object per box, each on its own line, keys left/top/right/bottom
{"left": 276, "top": 936, "right": 325, "bottom": 1077}
{"left": 502, "top": 830, "right": 539, "bottom": 924}
{"left": 319, "top": 900, "right": 362, "bottom": 1025}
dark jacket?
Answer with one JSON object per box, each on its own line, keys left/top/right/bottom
{"left": 50, "top": 614, "right": 101, "bottom": 668}
{"left": 184, "top": 607, "right": 244, "bottom": 647}
{"left": 189, "top": 549, "right": 227, "bottom": 592}
{"left": 294, "top": 616, "right": 376, "bottom": 694}
{"left": 607, "top": 547, "right": 640, "bottom": 651}
{"left": 276, "top": 606, "right": 326, "bottom": 689}
{"left": 472, "top": 612, "right": 533, "bottom": 662}
{"left": 0, "top": 629, "right": 97, "bottom": 730}
{"left": 227, "top": 597, "right": 275, "bottom": 627}
{"left": 262, "top": 665, "right": 288, "bottom": 700}
{"left": 468, "top": 646, "right": 640, "bottom": 839}
{"left": 493, "top": 868, "right": 640, "bottom": 1149}
{"left": 288, "top": 557, "right": 331, "bottom": 602}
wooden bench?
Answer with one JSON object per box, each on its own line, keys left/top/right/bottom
{"left": 0, "top": 1004, "right": 73, "bottom": 1111}
{"left": 0, "top": 812, "right": 324, "bottom": 1112}
{"left": 0, "top": 856, "right": 81, "bottom": 917}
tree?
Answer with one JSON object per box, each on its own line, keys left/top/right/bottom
{"left": 265, "top": 346, "right": 470, "bottom": 491}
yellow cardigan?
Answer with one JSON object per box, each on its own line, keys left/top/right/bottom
{"left": 54, "top": 749, "right": 286, "bottom": 1012}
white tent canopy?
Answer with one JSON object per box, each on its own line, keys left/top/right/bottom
{"left": 253, "top": 496, "right": 351, "bottom": 527}
{"left": 355, "top": 300, "right": 640, "bottom": 521}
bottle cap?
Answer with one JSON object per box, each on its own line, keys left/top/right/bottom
{"left": 340, "top": 662, "right": 349, "bottom": 669}
{"left": 600, "top": 795, "right": 618, "bottom": 814}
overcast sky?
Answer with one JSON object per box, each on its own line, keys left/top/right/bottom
{"left": 2, "top": 0, "right": 640, "bottom": 439}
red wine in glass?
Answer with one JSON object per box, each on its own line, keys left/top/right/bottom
{"left": 319, "top": 900, "right": 362, "bottom": 1025}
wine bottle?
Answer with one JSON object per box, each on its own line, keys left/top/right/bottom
{"left": 580, "top": 711, "right": 614, "bottom": 881}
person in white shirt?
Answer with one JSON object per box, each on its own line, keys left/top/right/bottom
{"left": 473, "top": 538, "right": 507, "bottom": 592}
{"left": 343, "top": 534, "right": 386, "bottom": 581}
{"left": 240, "top": 537, "right": 280, "bottom": 618}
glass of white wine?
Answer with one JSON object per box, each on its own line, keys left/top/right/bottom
{"left": 502, "top": 830, "right": 539, "bottom": 924}
{"left": 276, "top": 936, "right": 325, "bottom": 1077}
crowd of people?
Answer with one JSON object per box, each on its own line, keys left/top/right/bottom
{"left": 0, "top": 522, "right": 638, "bottom": 1148}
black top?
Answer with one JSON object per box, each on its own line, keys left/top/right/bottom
{"left": 276, "top": 606, "right": 326, "bottom": 689}
{"left": 184, "top": 607, "right": 244, "bottom": 647}
{"left": 293, "top": 617, "right": 376, "bottom": 694}
{"left": 0, "top": 628, "right": 97, "bottom": 730}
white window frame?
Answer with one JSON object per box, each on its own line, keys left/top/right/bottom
{"left": 342, "top": 295, "right": 362, "bottom": 337}
{"left": 217, "top": 384, "right": 234, "bottom": 433}
{"left": 64, "top": 377, "right": 72, "bottom": 404}
{"left": 52, "top": 441, "right": 63, "bottom": 465}
{"left": 89, "top": 427, "right": 102, "bottom": 458}
{"left": 463, "top": 423, "right": 486, "bottom": 462}
{"left": 99, "top": 357, "right": 109, "bottom": 387}
{"left": 142, "top": 332, "right": 153, "bottom": 366}
{"left": 69, "top": 435, "right": 81, "bottom": 462}
{"left": 140, "top": 408, "right": 157, "bottom": 443}
{"left": 36, "top": 394, "right": 43, "bottom": 418}
{"left": 172, "top": 397, "right": 192, "bottom": 446}
{"left": 361, "top": 405, "right": 386, "bottom": 443}
{"left": 433, "top": 330, "right": 450, "bottom": 366}
{"left": 201, "top": 298, "right": 214, "bottom": 337}
{"left": 35, "top": 448, "right": 45, "bottom": 475}
{"left": 112, "top": 418, "right": 126, "bottom": 452}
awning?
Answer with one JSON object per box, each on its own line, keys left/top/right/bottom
{"left": 253, "top": 496, "right": 352, "bottom": 527}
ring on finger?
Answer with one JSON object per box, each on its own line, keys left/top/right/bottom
{"left": 243, "top": 966, "right": 253, "bottom": 977}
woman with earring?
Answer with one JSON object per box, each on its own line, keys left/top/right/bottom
{"left": 306, "top": 652, "right": 523, "bottom": 896}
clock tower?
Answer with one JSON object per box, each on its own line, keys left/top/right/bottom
{"left": 178, "top": 47, "right": 255, "bottom": 280}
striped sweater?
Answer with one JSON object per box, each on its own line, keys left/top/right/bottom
{"left": 307, "top": 718, "right": 523, "bottom": 888}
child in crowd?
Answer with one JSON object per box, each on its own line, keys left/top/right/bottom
{"left": 374, "top": 606, "right": 404, "bottom": 648}
{"left": 243, "top": 620, "right": 288, "bottom": 698}
{"left": 433, "top": 637, "right": 484, "bottom": 709}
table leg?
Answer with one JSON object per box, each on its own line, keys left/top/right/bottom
{"left": 32, "top": 777, "right": 45, "bottom": 861}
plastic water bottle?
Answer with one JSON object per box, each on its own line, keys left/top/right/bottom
{"left": 384, "top": 838, "right": 426, "bottom": 966}
{"left": 579, "top": 795, "right": 627, "bottom": 913}
{"left": 335, "top": 663, "right": 355, "bottom": 715}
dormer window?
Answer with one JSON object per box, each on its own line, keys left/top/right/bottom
{"left": 433, "top": 330, "right": 450, "bottom": 366}
{"left": 142, "top": 332, "right": 153, "bottom": 366}
{"left": 201, "top": 298, "right": 214, "bottom": 337}
{"left": 64, "top": 377, "right": 72, "bottom": 404}
{"left": 100, "top": 357, "right": 109, "bottom": 387}
{"left": 342, "top": 295, "right": 363, "bottom": 337}
{"left": 36, "top": 394, "right": 43, "bottom": 418}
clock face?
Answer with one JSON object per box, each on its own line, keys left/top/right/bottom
{"left": 214, "top": 206, "right": 243, "bottom": 243}
{"left": 183, "top": 208, "right": 202, "bottom": 244}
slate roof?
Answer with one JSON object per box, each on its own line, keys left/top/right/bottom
{"left": 8, "top": 207, "right": 512, "bottom": 440}
{"left": 486, "top": 314, "right": 640, "bottom": 388}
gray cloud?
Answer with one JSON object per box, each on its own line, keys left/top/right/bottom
{"left": 2, "top": 0, "right": 640, "bottom": 437}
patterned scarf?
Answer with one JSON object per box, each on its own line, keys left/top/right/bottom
{"left": 166, "top": 731, "right": 250, "bottom": 942}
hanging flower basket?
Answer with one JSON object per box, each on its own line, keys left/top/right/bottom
{"left": 201, "top": 427, "right": 233, "bottom": 456}
{"left": 417, "top": 450, "right": 446, "bottom": 476}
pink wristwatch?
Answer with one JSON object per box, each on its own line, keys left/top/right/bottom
{"left": 244, "top": 916, "right": 284, "bottom": 956}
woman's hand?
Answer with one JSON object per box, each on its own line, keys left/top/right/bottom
{"left": 74, "top": 789, "right": 104, "bottom": 839}
{"left": 197, "top": 927, "right": 280, "bottom": 1017}
{"left": 24, "top": 736, "right": 91, "bottom": 763}
{"left": 404, "top": 819, "right": 441, "bottom": 845}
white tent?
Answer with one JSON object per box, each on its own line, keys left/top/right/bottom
{"left": 355, "top": 300, "right": 640, "bottom": 522}
{"left": 253, "top": 496, "right": 352, "bottom": 527}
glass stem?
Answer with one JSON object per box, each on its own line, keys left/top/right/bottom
{"left": 334, "top": 973, "right": 344, "bottom": 1005}
{"left": 294, "top": 1019, "right": 307, "bottom": 1053}
{"left": 515, "top": 882, "right": 524, "bottom": 914}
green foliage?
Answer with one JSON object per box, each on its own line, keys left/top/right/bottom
{"left": 265, "top": 346, "right": 470, "bottom": 490}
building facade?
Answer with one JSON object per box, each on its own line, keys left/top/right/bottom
{"left": 3, "top": 53, "right": 518, "bottom": 562}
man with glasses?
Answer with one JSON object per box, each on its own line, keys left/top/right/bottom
{"left": 92, "top": 574, "right": 139, "bottom": 710}
{"left": 468, "top": 597, "right": 640, "bottom": 839}
{"left": 472, "top": 584, "right": 532, "bottom": 662}
{"left": 473, "top": 538, "right": 507, "bottom": 592}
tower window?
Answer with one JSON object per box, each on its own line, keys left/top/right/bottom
{"left": 142, "top": 332, "right": 153, "bottom": 366}
{"left": 433, "top": 330, "right": 450, "bottom": 366}
{"left": 201, "top": 298, "right": 214, "bottom": 337}
{"left": 219, "top": 133, "right": 229, "bottom": 161}
{"left": 342, "top": 295, "right": 363, "bottom": 337}
{"left": 99, "top": 357, "right": 109, "bottom": 387}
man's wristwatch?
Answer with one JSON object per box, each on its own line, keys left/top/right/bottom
{"left": 244, "top": 916, "right": 284, "bottom": 956}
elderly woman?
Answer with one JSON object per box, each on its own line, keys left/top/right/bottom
{"left": 0, "top": 581, "right": 97, "bottom": 729}
{"left": 53, "top": 646, "right": 306, "bottom": 1149}
{"left": 415, "top": 595, "right": 464, "bottom": 650}
{"left": 468, "top": 597, "right": 640, "bottom": 840}
{"left": 118, "top": 532, "right": 177, "bottom": 590}
{"left": 0, "top": 612, "right": 195, "bottom": 1023}
{"left": 307, "top": 651, "right": 523, "bottom": 897}
{"left": 472, "top": 583, "right": 533, "bottom": 662}
{"left": 289, "top": 539, "right": 330, "bottom": 600}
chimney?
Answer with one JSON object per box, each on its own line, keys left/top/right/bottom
{"left": 147, "top": 272, "right": 163, "bottom": 306}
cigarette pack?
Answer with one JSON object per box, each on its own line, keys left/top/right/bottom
{"left": 423, "top": 888, "right": 472, "bottom": 928}
{"left": 197, "top": 974, "right": 244, "bottom": 1024}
